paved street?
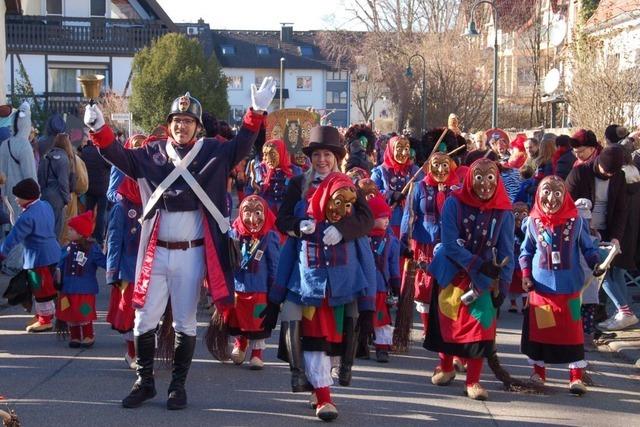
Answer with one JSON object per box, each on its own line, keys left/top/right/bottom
{"left": 1, "top": 278, "right": 639, "bottom": 427}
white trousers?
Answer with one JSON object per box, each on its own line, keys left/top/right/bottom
{"left": 250, "top": 339, "right": 266, "bottom": 350}
{"left": 133, "top": 246, "right": 205, "bottom": 337}
{"left": 304, "top": 351, "right": 333, "bottom": 389}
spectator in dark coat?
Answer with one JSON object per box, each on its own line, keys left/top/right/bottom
{"left": 37, "top": 113, "right": 66, "bottom": 158}
{"left": 79, "top": 138, "right": 112, "bottom": 244}
{"left": 566, "top": 144, "right": 637, "bottom": 331}
{"left": 552, "top": 135, "right": 576, "bottom": 180}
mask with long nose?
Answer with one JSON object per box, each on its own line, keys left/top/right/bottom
{"left": 471, "top": 159, "right": 499, "bottom": 201}
{"left": 326, "top": 187, "right": 357, "bottom": 223}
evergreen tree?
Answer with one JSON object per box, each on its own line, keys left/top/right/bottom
{"left": 129, "top": 33, "right": 229, "bottom": 132}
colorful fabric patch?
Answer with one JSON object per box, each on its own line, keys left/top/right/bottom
{"left": 469, "top": 292, "right": 496, "bottom": 329}
{"left": 333, "top": 305, "right": 345, "bottom": 335}
{"left": 60, "top": 296, "right": 70, "bottom": 311}
{"left": 79, "top": 303, "right": 93, "bottom": 316}
{"left": 27, "top": 270, "right": 41, "bottom": 290}
{"left": 302, "top": 306, "right": 316, "bottom": 321}
{"left": 568, "top": 297, "right": 582, "bottom": 322}
{"left": 438, "top": 284, "right": 464, "bottom": 321}
{"left": 253, "top": 303, "right": 266, "bottom": 319}
{"left": 535, "top": 304, "right": 556, "bottom": 329}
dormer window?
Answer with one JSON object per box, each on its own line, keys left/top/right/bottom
{"left": 298, "top": 46, "right": 313, "bottom": 57}
{"left": 221, "top": 45, "right": 236, "bottom": 55}
{"left": 257, "top": 46, "right": 270, "bottom": 55}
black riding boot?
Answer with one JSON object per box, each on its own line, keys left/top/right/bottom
{"left": 167, "top": 332, "right": 196, "bottom": 410}
{"left": 281, "top": 321, "right": 313, "bottom": 393}
{"left": 122, "top": 330, "right": 157, "bottom": 408}
{"left": 339, "top": 316, "right": 358, "bottom": 386}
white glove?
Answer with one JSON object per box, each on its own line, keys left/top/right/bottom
{"left": 251, "top": 76, "right": 277, "bottom": 111}
{"left": 84, "top": 104, "right": 105, "bottom": 131}
{"left": 299, "top": 219, "right": 316, "bottom": 235}
{"left": 323, "top": 225, "right": 343, "bottom": 246}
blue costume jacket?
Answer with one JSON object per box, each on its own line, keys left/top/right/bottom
{"left": 400, "top": 180, "right": 447, "bottom": 245}
{"left": 369, "top": 230, "right": 401, "bottom": 293}
{"left": 428, "top": 197, "right": 515, "bottom": 293}
{"left": 0, "top": 199, "right": 60, "bottom": 268}
{"left": 231, "top": 229, "right": 280, "bottom": 293}
{"left": 106, "top": 198, "right": 141, "bottom": 284}
{"left": 371, "top": 164, "right": 421, "bottom": 227}
{"left": 519, "top": 216, "right": 600, "bottom": 295}
{"left": 59, "top": 241, "right": 106, "bottom": 295}
{"left": 106, "top": 166, "right": 124, "bottom": 204}
{"left": 251, "top": 163, "right": 290, "bottom": 212}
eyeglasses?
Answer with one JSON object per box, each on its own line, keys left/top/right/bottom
{"left": 171, "top": 118, "right": 196, "bottom": 126}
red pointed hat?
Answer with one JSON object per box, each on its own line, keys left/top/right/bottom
{"left": 367, "top": 194, "right": 392, "bottom": 219}
{"left": 68, "top": 210, "right": 95, "bottom": 237}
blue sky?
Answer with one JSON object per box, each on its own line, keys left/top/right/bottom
{"left": 157, "top": 0, "right": 360, "bottom": 31}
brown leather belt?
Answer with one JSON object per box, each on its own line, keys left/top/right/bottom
{"left": 156, "top": 238, "right": 205, "bottom": 250}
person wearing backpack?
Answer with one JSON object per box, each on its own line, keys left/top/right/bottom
{"left": 38, "top": 133, "right": 72, "bottom": 239}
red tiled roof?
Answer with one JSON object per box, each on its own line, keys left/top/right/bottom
{"left": 587, "top": 0, "right": 640, "bottom": 27}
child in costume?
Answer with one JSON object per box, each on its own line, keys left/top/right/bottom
{"left": 367, "top": 194, "right": 401, "bottom": 363}
{"left": 401, "top": 152, "right": 459, "bottom": 335}
{"left": 520, "top": 176, "right": 601, "bottom": 395}
{"left": 227, "top": 195, "right": 280, "bottom": 370}
{"left": 56, "top": 211, "right": 106, "bottom": 347}
{"left": 508, "top": 202, "right": 529, "bottom": 313}
{"left": 0, "top": 179, "right": 60, "bottom": 332}
{"left": 425, "top": 159, "right": 515, "bottom": 401}
{"left": 106, "top": 171, "right": 143, "bottom": 367}
{"left": 266, "top": 172, "right": 376, "bottom": 421}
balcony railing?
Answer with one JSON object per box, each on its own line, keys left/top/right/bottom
{"left": 6, "top": 15, "right": 171, "bottom": 55}
{"left": 10, "top": 93, "right": 85, "bottom": 119}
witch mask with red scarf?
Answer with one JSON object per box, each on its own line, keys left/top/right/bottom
{"left": 453, "top": 159, "right": 512, "bottom": 211}
{"left": 529, "top": 176, "right": 577, "bottom": 227}
{"left": 383, "top": 136, "right": 411, "bottom": 173}
{"left": 261, "top": 139, "right": 293, "bottom": 191}
{"left": 308, "top": 172, "right": 357, "bottom": 224}
{"left": 233, "top": 195, "right": 276, "bottom": 238}
{"left": 424, "top": 152, "right": 459, "bottom": 212}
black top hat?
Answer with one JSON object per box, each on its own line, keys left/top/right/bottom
{"left": 302, "top": 126, "right": 346, "bottom": 159}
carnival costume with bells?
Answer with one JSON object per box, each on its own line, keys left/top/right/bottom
{"left": 519, "top": 176, "right": 601, "bottom": 395}
{"left": 268, "top": 172, "right": 376, "bottom": 421}
{"left": 425, "top": 159, "right": 515, "bottom": 401}
{"left": 401, "top": 152, "right": 460, "bottom": 334}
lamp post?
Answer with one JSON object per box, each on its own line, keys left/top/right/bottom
{"left": 464, "top": 0, "right": 499, "bottom": 128}
{"left": 279, "top": 57, "right": 285, "bottom": 109}
{"left": 405, "top": 53, "right": 426, "bottom": 134}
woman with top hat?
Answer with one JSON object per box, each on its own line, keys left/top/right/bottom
{"left": 266, "top": 125, "right": 374, "bottom": 401}
{"left": 424, "top": 158, "right": 514, "bottom": 401}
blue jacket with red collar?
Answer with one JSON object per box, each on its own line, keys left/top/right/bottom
{"left": 400, "top": 180, "right": 450, "bottom": 245}
{"left": 371, "top": 164, "right": 422, "bottom": 227}
{"left": 106, "top": 198, "right": 141, "bottom": 284}
{"left": 428, "top": 197, "right": 515, "bottom": 293}
{"left": 519, "top": 216, "right": 600, "bottom": 294}
{"left": 231, "top": 229, "right": 280, "bottom": 293}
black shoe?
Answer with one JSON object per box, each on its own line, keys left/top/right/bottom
{"left": 375, "top": 349, "right": 389, "bottom": 363}
{"left": 122, "top": 330, "right": 156, "bottom": 409}
{"left": 281, "top": 321, "right": 314, "bottom": 393}
{"left": 167, "top": 388, "right": 187, "bottom": 410}
{"left": 122, "top": 381, "right": 157, "bottom": 408}
{"left": 166, "top": 332, "right": 196, "bottom": 410}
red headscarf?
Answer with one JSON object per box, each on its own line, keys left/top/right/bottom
{"left": 382, "top": 136, "right": 411, "bottom": 174}
{"left": 307, "top": 172, "right": 356, "bottom": 222}
{"left": 529, "top": 177, "right": 578, "bottom": 227}
{"left": 452, "top": 159, "right": 512, "bottom": 211}
{"left": 232, "top": 195, "right": 276, "bottom": 239}
{"left": 263, "top": 139, "right": 293, "bottom": 189}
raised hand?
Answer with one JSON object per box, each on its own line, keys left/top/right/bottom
{"left": 251, "top": 76, "right": 278, "bottom": 111}
{"left": 84, "top": 104, "right": 105, "bottom": 131}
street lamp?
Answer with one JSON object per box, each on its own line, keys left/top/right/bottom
{"left": 279, "top": 57, "right": 285, "bottom": 109}
{"left": 464, "top": 0, "right": 499, "bottom": 128}
{"left": 405, "top": 53, "right": 426, "bottom": 134}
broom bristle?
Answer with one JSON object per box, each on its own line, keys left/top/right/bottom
{"left": 156, "top": 302, "right": 175, "bottom": 366}
{"left": 486, "top": 352, "right": 547, "bottom": 394}
{"left": 204, "top": 309, "right": 230, "bottom": 361}
{"left": 393, "top": 259, "right": 417, "bottom": 353}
